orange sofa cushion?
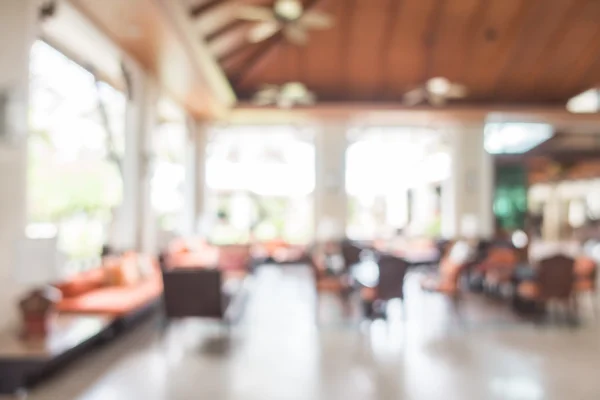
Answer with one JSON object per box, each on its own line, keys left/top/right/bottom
{"left": 167, "top": 250, "right": 219, "bottom": 269}
{"left": 168, "top": 238, "right": 191, "bottom": 254}
{"left": 57, "top": 268, "right": 162, "bottom": 317}
{"left": 55, "top": 268, "right": 106, "bottom": 298}
{"left": 104, "top": 253, "right": 141, "bottom": 286}
{"left": 219, "top": 245, "right": 251, "bottom": 271}
{"left": 264, "top": 239, "right": 287, "bottom": 256}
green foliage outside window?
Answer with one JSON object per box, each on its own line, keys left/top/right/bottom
{"left": 494, "top": 165, "right": 527, "bottom": 231}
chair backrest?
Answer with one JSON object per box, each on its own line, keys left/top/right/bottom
{"left": 341, "top": 240, "right": 363, "bottom": 271}
{"left": 537, "top": 254, "right": 575, "bottom": 300}
{"left": 376, "top": 255, "right": 409, "bottom": 301}
{"left": 486, "top": 247, "right": 518, "bottom": 267}
{"left": 161, "top": 268, "right": 224, "bottom": 319}
{"left": 438, "top": 257, "right": 469, "bottom": 294}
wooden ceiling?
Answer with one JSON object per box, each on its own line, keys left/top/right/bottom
{"left": 69, "top": 0, "right": 235, "bottom": 118}
{"left": 185, "top": 0, "right": 600, "bottom": 105}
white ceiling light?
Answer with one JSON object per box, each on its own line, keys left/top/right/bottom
{"left": 484, "top": 123, "right": 554, "bottom": 154}
{"left": 426, "top": 77, "right": 452, "bottom": 96}
{"left": 274, "top": 0, "right": 303, "bottom": 21}
{"left": 567, "top": 88, "right": 600, "bottom": 113}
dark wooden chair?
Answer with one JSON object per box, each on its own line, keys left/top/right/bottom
{"left": 420, "top": 242, "right": 472, "bottom": 322}
{"left": 311, "top": 240, "right": 363, "bottom": 322}
{"left": 161, "top": 268, "right": 247, "bottom": 330}
{"left": 310, "top": 240, "right": 362, "bottom": 286}
{"left": 341, "top": 240, "right": 364, "bottom": 271}
{"left": 360, "top": 255, "right": 409, "bottom": 319}
{"left": 517, "top": 254, "right": 577, "bottom": 321}
{"left": 479, "top": 246, "right": 519, "bottom": 294}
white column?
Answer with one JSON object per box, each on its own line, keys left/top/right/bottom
{"left": 183, "top": 120, "right": 208, "bottom": 234}
{"left": 411, "top": 184, "right": 437, "bottom": 234}
{"left": 110, "top": 65, "right": 157, "bottom": 252}
{"left": 0, "top": 0, "right": 39, "bottom": 329}
{"left": 441, "top": 123, "right": 494, "bottom": 239}
{"left": 314, "top": 122, "right": 348, "bottom": 240}
{"left": 542, "top": 187, "right": 566, "bottom": 241}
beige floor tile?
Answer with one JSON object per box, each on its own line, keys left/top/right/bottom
{"left": 9, "top": 265, "right": 600, "bottom": 400}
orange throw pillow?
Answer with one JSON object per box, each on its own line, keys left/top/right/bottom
{"left": 104, "top": 254, "right": 140, "bottom": 286}
{"left": 56, "top": 268, "right": 106, "bottom": 298}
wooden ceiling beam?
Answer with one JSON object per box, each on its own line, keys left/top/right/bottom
{"left": 190, "top": 0, "right": 227, "bottom": 18}
{"left": 231, "top": 34, "right": 282, "bottom": 85}
{"left": 218, "top": 39, "right": 251, "bottom": 63}
{"left": 206, "top": 19, "right": 247, "bottom": 42}
{"left": 227, "top": 102, "right": 600, "bottom": 127}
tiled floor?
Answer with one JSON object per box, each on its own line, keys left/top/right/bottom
{"left": 11, "top": 265, "right": 600, "bottom": 400}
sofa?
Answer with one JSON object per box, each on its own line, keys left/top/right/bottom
{"left": 161, "top": 267, "right": 249, "bottom": 327}
{"left": 53, "top": 253, "right": 163, "bottom": 319}
{"left": 253, "top": 239, "right": 309, "bottom": 265}
{"left": 163, "top": 239, "right": 253, "bottom": 276}
{"left": 165, "top": 236, "right": 309, "bottom": 271}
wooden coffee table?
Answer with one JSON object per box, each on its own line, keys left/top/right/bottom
{"left": 0, "top": 314, "right": 115, "bottom": 395}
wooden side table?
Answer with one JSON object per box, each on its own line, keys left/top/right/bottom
{"left": 0, "top": 314, "right": 114, "bottom": 395}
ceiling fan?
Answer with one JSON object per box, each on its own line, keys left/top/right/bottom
{"left": 238, "top": 0, "right": 334, "bottom": 46}
{"left": 252, "top": 82, "right": 316, "bottom": 108}
{"left": 403, "top": 77, "right": 468, "bottom": 106}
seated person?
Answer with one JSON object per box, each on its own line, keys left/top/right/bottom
{"left": 476, "top": 246, "right": 518, "bottom": 287}
{"left": 421, "top": 240, "right": 473, "bottom": 294}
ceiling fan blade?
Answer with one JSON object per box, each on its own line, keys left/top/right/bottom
{"left": 277, "top": 96, "right": 294, "bottom": 109}
{"left": 253, "top": 96, "right": 274, "bottom": 106}
{"left": 429, "top": 94, "right": 447, "bottom": 106}
{"left": 237, "top": 6, "right": 275, "bottom": 22}
{"left": 446, "top": 83, "right": 468, "bottom": 98}
{"left": 248, "top": 21, "right": 281, "bottom": 43}
{"left": 253, "top": 96, "right": 275, "bottom": 106}
{"left": 274, "top": 0, "right": 304, "bottom": 21}
{"left": 402, "top": 88, "right": 427, "bottom": 106}
{"left": 284, "top": 24, "right": 308, "bottom": 45}
{"left": 296, "top": 92, "right": 316, "bottom": 106}
{"left": 253, "top": 85, "right": 280, "bottom": 105}
{"left": 299, "top": 11, "right": 334, "bottom": 29}
{"left": 281, "top": 81, "right": 307, "bottom": 97}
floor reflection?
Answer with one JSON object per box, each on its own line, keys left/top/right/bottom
{"left": 16, "top": 264, "right": 600, "bottom": 400}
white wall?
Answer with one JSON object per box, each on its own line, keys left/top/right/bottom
{"left": 0, "top": 0, "right": 39, "bottom": 330}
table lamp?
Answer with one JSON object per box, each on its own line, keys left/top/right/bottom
{"left": 14, "top": 236, "right": 65, "bottom": 339}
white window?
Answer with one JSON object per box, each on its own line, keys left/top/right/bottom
{"left": 28, "top": 41, "right": 125, "bottom": 260}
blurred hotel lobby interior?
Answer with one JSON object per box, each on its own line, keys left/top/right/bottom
{"left": 3, "top": 0, "right": 600, "bottom": 399}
